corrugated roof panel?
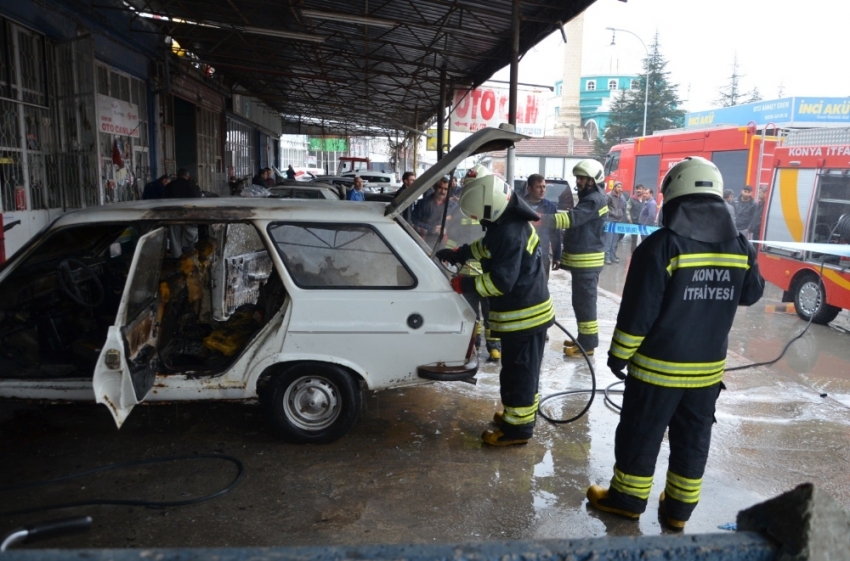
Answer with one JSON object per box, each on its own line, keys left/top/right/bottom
{"left": 121, "top": 0, "right": 595, "bottom": 132}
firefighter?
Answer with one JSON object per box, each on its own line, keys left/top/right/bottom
{"left": 436, "top": 174, "right": 554, "bottom": 446}
{"left": 587, "top": 156, "right": 764, "bottom": 530}
{"left": 550, "top": 159, "right": 608, "bottom": 357}
{"left": 443, "top": 165, "right": 501, "bottom": 362}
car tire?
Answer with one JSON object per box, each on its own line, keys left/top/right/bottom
{"left": 793, "top": 273, "right": 840, "bottom": 325}
{"left": 264, "top": 363, "right": 362, "bottom": 444}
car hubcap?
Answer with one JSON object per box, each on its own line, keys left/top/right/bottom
{"left": 798, "top": 281, "right": 821, "bottom": 316}
{"left": 283, "top": 376, "right": 341, "bottom": 430}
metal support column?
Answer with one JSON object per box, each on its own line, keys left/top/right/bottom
{"left": 437, "top": 68, "right": 447, "bottom": 161}
{"left": 413, "top": 107, "right": 419, "bottom": 173}
{"left": 506, "top": 0, "right": 520, "bottom": 186}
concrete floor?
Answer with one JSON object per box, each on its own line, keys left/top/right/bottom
{"left": 2, "top": 249, "right": 849, "bottom": 549}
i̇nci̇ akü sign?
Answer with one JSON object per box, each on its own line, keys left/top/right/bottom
{"left": 97, "top": 94, "right": 141, "bottom": 138}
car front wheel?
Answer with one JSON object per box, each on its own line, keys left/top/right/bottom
{"left": 264, "top": 363, "right": 362, "bottom": 444}
{"left": 793, "top": 273, "right": 840, "bottom": 325}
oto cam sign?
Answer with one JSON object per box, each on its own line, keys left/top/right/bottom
{"left": 96, "top": 94, "right": 141, "bottom": 138}
{"left": 451, "top": 87, "right": 544, "bottom": 137}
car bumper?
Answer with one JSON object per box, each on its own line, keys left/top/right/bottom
{"left": 417, "top": 355, "right": 478, "bottom": 384}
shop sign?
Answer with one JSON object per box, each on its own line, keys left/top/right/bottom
{"left": 450, "top": 87, "right": 544, "bottom": 137}
{"left": 308, "top": 137, "right": 348, "bottom": 152}
{"left": 426, "top": 129, "right": 449, "bottom": 151}
{"left": 97, "top": 94, "right": 140, "bottom": 138}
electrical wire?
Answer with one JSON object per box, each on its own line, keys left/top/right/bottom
{"left": 0, "top": 454, "right": 244, "bottom": 518}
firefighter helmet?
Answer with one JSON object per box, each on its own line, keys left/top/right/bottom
{"left": 459, "top": 174, "right": 512, "bottom": 223}
{"left": 462, "top": 164, "right": 491, "bottom": 186}
{"left": 660, "top": 156, "right": 724, "bottom": 203}
{"left": 572, "top": 159, "right": 605, "bottom": 184}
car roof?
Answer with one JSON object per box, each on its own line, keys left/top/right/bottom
{"left": 48, "top": 198, "right": 392, "bottom": 228}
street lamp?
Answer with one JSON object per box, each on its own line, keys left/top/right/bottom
{"left": 606, "top": 27, "right": 649, "bottom": 137}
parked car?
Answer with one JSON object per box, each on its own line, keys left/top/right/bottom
{"left": 341, "top": 171, "right": 401, "bottom": 193}
{"left": 268, "top": 184, "right": 341, "bottom": 200}
{"left": 0, "top": 127, "right": 526, "bottom": 443}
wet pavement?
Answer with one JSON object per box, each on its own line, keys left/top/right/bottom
{"left": 2, "top": 246, "right": 849, "bottom": 549}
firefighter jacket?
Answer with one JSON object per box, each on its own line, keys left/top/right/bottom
{"left": 551, "top": 185, "right": 608, "bottom": 272}
{"left": 455, "top": 196, "right": 555, "bottom": 337}
{"left": 608, "top": 196, "right": 765, "bottom": 388}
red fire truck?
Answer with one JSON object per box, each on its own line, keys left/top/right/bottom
{"left": 604, "top": 125, "right": 780, "bottom": 198}
{"left": 758, "top": 127, "right": 850, "bottom": 324}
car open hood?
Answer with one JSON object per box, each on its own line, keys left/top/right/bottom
{"left": 385, "top": 125, "right": 528, "bottom": 218}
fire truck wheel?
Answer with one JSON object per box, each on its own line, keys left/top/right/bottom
{"left": 793, "top": 273, "right": 840, "bottom": 325}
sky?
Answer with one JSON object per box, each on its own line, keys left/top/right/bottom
{"left": 490, "top": 0, "right": 850, "bottom": 113}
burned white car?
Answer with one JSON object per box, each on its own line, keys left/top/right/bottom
{"left": 0, "top": 127, "right": 524, "bottom": 443}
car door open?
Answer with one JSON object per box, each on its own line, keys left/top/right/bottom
{"left": 93, "top": 227, "right": 166, "bottom": 427}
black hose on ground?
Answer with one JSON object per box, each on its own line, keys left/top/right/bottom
{"left": 538, "top": 320, "right": 624, "bottom": 423}
{"left": 0, "top": 454, "right": 244, "bottom": 518}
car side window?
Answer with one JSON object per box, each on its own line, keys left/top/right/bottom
{"left": 268, "top": 223, "right": 416, "bottom": 289}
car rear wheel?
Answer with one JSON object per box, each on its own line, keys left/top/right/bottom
{"left": 264, "top": 363, "right": 362, "bottom": 444}
{"left": 793, "top": 273, "right": 840, "bottom": 325}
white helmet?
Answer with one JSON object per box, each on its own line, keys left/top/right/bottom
{"left": 572, "top": 159, "right": 605, "bottom": 184}
{"left": 661, "top": 156, "right": 724, "bottom": 203}
{"left": 459, "top": 175, "right": 512, "bottom": 222}
{"left": 462, "top": 164, "right": 491, "bottom": 187}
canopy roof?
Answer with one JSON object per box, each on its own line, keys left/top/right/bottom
{"left": 119, "top": 0, "right": 595, "bottom": 133}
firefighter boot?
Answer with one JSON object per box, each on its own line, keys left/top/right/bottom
{"left": 481, "top": 429, "right": 529, "bottom": 446}
{"left": 586, "top": 485, "right": 640, "bottom": 520}
{"left": 493, "top": 411, "right": 504, "bottom": 425}
{"left": 564, "top": 340, "right": 593, "bottom": 358}
{"left": 485, "top": 329, "right": 501, "bottom": 362}
{"left": 658, "top": 491, "right": 686, "bottom": 531}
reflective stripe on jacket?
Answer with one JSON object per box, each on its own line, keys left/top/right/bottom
{"left": 456, "top": 210, "right": 554, "bottom": 336}
{"left": 552, "top": 187, "right": 607, "bottom": 272}
{"left": 609, "top": 229, "right": 764, "bottom": 388}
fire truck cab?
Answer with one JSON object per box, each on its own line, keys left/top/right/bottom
{"left": 604, "top": 125, "right": 778, "bottom": 199}
{"left": 759, "top": 127, "right": 850, "bottom": 324}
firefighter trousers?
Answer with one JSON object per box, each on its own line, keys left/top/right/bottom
{"left": 498, "top": 330, "right": 546, "bottom": 439}
{"left": 463, "top": 291, "right": 501, "bottom": 352}
{"left": 606, "top": 375, "right": 721, "bottom": 520}
{"left": 570, "top": 270, "right": 599, "bottom": 349}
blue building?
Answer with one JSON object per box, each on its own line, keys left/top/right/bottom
{"left": 552, "top": 75, "right": 639, "bottom": 140}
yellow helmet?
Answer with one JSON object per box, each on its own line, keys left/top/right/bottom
{"left": 572, "top": 159, "right": 605, "bottom": 184}
{"left": 459, "top": 175, "right": 512, "bottom": 222}
{"left": 661, "top": 156, "right": 724, "bottom": 203}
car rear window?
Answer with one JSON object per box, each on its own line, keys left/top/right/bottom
{"left": 268, "top": 223, "right": 416, "bottom": 289}
{"left": 362, "top": 176, "right": 391, "bottom": 183}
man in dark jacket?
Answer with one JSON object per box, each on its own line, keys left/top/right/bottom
{"left": 605, "top": 181, "right": 627, "bottom": 264}
{"left": 749, "top": 186, "right": 767, "bottom": 240}
{"left": 436, "top": 174, "right": 554, "bottom": 446}
{"left": 522, "top": 174, "right": 561, "bottom": 280}
{"left": 733, "top": 185, "right": 758, "bottom": 237}
{"left": 626, "top": 184, "right": 645, "bottom": 251}
{"left": 587, "top": 156, "right": 764, "bottom": 531}
{"left": 551, "top": 159, "right": 608, "bottom": 356}
{"left": 142, "top": 174, "right": 172, "bottom": 200}
{"left": 410, "top": 178, "right": 454, "bottom": 247}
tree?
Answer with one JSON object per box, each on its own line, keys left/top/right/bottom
{"left": 715, "top": 54, "right": 746, "bottom": 107}
{"left": 715, "top": 54, "right": 761, "bottom": 107}
{"left": 596, "top": 32, "right": 685, "bottom": 156}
